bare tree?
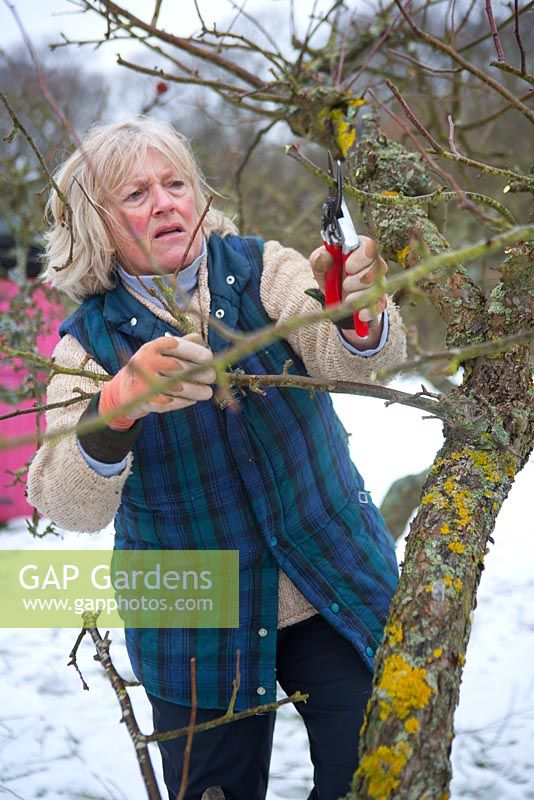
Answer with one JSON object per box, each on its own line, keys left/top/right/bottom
{"left": 1, "top": 1, "right": 533, "bottom": 797}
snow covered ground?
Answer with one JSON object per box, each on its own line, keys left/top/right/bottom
{"left": 0, "top": 379, "right": 533, "bottom": 799}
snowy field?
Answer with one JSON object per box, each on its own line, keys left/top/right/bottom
{"left": 0, "top": 378, "right": 533, "bottom": 800}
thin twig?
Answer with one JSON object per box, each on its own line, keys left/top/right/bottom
{"left": 0, "top": 343, "right": 109, "bottom": 382}
{"left": 448, "top": 0, "right": 457, "bottom": 46}
{"left": 5, "top": 2, "right": 82, "bottom": 144}
{"left": 436, "top": 147, "right": 533, "bottom": 184}
{"left": 179, "top": 197, "right": 213, "bottom": 270}
{"left": 293, "top": 0, "right": 321, "bottom": 77}
{"left": 514, "top": 0, "right": 527, "bottom": 75}
{"left": 387, "top": 47, "right": 463, "bottom": 75}
{"left": 447, "top": 115, "right": 461, "bottom": 156}
{"left": 193, "top": 26, "right": 291, "bottom": 79}
{"left": 114, "top": 56, "right": 285, "bottom": 116}
{"left": 0, "top": 394, "right": 87, "bottom": 423}
{"left": 115, "top": 56, "right": 287, "bottom": 105}
{"left": 344, "top": 10, "right": 401, "bottom": 92}
{"left": 485, "top": 0, "right": 506, "bottom": 61}
{"left": 67, "top": 627, "right": 90, "bottom": 691}
{"left": 225, "top": 0, "right": 283, "bottom": 58}
{"left": 457, "top": 89, "right": 534, "bottom": 131}
{"left": 226, "top": 650, "right": 241, "bottom": 716}
{"left": 150, "top": 0, "right": 162, "bottom": 29}
{"left": 235, "top": 122, "right": 277, "bottom": 231}
{"left": 193, "top": 0, "right": 207, "bottom": 30}
{"left": 384, "top": 79, "right": 443, "bottom": 153}
{"left": 455, "top": 0, "right": 478, "bottom": 40}
{"left": 176, "top": 659, "right": 197, "bottom": 800}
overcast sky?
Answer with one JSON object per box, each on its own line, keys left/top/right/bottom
{"left": 2, "top": 0, "right": 333, "bottom": 69}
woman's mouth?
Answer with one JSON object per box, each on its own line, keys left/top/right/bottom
{"left": 154, "top": 226, "right": 184, "bottom": 239}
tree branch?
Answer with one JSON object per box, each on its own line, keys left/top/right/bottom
{"left": 374, "top": 85, "right": 480, "bottom": 219}
{"left": 285, "top": 143, "right": 516, "bottom": 225}
{"left": 0, "top": 91, "right": 67, "bottom": 206}
{"left": 394, "top": 0, "right": 534, "bottom": 125}
{"left": 115, "top": 56, "right": 290, "bottom": 105}
{"left": 458, "top": 0, "right": 534, "bottom": 53}
{"left": 377, "top": 329, "right": 534, "bottom": 382}
{"left": 85, "top": 0, "right": 267, "bottom": 89}
{"left": 82, "top": 618, "right": 162, "bottom": 800}
{"left": 147, "top": 691, "right": 308, "bottom": 745}
{"left": 489, "top": 59, "right": 534, "bottom": 87}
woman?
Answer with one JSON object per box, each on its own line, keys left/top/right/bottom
{"left": 27, "top": 118, "right": 406, "bottom": 800}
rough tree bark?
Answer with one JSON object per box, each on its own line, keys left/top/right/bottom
{"left": 346, "top": 114, "right": 532, "bottom": 799}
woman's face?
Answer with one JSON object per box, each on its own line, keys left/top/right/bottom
{"left": 110, "top": 149, "right": 203, "bottom": 275}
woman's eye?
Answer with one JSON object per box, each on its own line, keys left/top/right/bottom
{"left": 170, "top": 180, "right": 185, "bottom": 190}
{"left": 125, "top": 189, "right": 144, "bottom": 202}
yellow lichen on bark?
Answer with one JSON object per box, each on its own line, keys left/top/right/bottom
{"left": 443, "top": 575, "right": 463, "bottom": 592}
{"left": 356, "top": 741, "right": 412, "bottom": 799}
{"left": 396, "top": 246, "right": 410, "bottom": 269}
{"left": 385, "top": 621, "right": 404, "bottom": 645}
{"left": 378, "top": 655, "right": 434, "bottom": 720}
{"left": 404, "top": 717, "right": 420, "bottom": 734}
{"left": 329, "top": 108, "right": 356, "bottom": 157}
{"left": 466, "top": 450, "right": 503, "bottom": 483}
{"left": 422, "top": 478, "right": 475, "bottom": 530}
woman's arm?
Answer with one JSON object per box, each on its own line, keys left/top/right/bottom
{"left": 26, "top": 335, "right": 133, "bottom": 533}
{"left": 260, "top": 240, "right": 407, "bottom": 383}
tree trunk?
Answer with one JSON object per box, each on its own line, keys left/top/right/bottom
{"left": 296, "top": 110, "right": 534, "bottom": 799}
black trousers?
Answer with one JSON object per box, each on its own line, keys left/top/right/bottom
{"left": 147, "top": 614, "right": 372, "bottom": 800}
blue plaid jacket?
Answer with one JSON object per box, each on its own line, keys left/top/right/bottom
{"left": 60, "top": 234, "right": 398, "bottom": 710}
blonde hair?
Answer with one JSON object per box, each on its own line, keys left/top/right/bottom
{"left": 43, "top": 118, "right": 237, "bottom": 302}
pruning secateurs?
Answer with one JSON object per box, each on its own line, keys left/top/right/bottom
{"left": 320, "top": 152, "right": 369, "bottom": 338}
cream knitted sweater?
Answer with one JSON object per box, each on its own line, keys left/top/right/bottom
{"left": 27, "top": 239, "right": 407, "bottom": 628}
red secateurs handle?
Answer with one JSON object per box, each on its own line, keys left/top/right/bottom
{"left": 323, "top": 241, "right": 369, "bottom": 338}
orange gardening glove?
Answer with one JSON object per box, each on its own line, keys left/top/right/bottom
{"left": 99, "top": 333, "right": 216, "bottom": 431}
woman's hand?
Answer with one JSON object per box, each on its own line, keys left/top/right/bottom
{"left": 309, "top": 236, "right": 388, "bottom": 348}
{"left": 99, "top": 333, "right": 216, "bottom": 430}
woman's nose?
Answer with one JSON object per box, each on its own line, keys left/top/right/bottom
{"left": 152, "top": 184, "right": 174, "bottom": 214}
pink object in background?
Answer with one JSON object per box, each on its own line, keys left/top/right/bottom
{"left": 0, "top": 279, "right": 65, "bottom": 522}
